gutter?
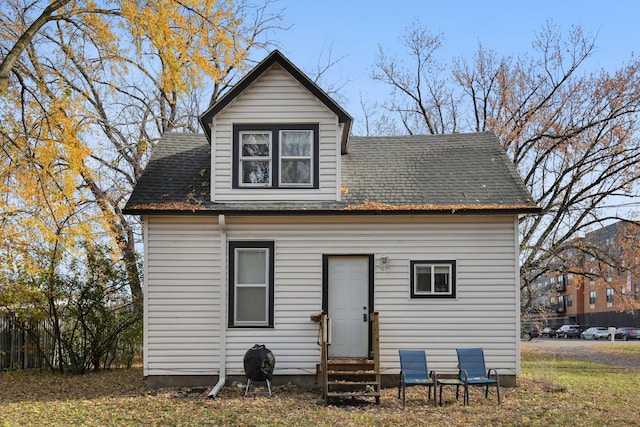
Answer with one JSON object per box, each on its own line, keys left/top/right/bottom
{"left": 124, "top": 206, "right": 543, "bottom": 217}
{"left": 209, "top": 214, "right": 227, "bottom": 398}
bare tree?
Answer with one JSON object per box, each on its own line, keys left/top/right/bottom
{"left": 371, "top": 21, "right": 640, "bottom": 310}
{"left": 372, "top": 22, "right": 459, "bottom": 135}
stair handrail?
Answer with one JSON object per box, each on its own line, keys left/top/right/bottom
{"left": 371, "top": 312, "right": 380, "bottom": 395}
{"left": 320, "top": 313, "right": 329, "bottom": 402}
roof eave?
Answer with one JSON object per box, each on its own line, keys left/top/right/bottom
{"left": 198, "top": 50, "right": 353, "bottom": 148}
{"left": 123, "top": 206, "right": 543, "bottom": 217}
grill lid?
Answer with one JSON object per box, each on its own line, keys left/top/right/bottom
{"left": 243, "top": 344, "right": 275, "bottom": 381}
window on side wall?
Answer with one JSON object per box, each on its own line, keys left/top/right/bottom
{"left": 606, "top": 287, "right": 614, "bottom": 306}
{"left": 410, "top": 260, "right": 456, "bottom": 298}
{"left": 233, "top": 124, "right": 319, "bottom": 189}
{"left": 589, "top": 290, "right": 597, "bottom": 308}
{"left": 229, "top": 241, "right": 274, "bottom": 327}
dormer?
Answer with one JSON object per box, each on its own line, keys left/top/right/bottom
{"left": 199, "top": 50, "right": 352, "bottom": 203}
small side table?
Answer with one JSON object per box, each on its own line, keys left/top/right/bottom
{"left": 436, "top": 378, "right": 467, "bottom": 405}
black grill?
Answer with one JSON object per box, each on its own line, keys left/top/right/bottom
{"left": 243, "top": 344, "right": 275, "bottom": 396}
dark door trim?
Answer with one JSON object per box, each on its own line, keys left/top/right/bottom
{"left": 322, "top": 254, "right": 375, "bottom": 356}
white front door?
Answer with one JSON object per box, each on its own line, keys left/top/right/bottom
{"left": 327, "top": 256, "right": 370, "bottom": 358}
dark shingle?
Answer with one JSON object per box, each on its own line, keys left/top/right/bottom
{"left": 124, "top": 131, "right": 539, "bottom": 215}
{"left": 342, "top": 133, "right": 534, "bottom": 207}
{"left": 125, "top": 132, "right": 210, "bottom": 209}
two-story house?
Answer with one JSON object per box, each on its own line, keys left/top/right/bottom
{"left": 124, "top": 50, "right": 540, "bottom": 395}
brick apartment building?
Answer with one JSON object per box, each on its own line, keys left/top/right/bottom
{"left": 532, "top": 221, "right": 640, "bottom": 328}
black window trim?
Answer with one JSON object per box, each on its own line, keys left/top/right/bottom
{"left": 410, "top": 260, "right": 457, "bottom": 299}
{"left": 228, "top": 241, "right": 275, "bottom": 328}
{"left": 232, "top": 124, "right": 320, "bottom": 189}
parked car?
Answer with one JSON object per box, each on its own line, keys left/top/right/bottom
{"left": 541, "top": 326, "right": 558, "bottom": 338}
{"left": 580, "top": 327, "right": 609, "bottom": 340}
{"left": 614, "top": 327, "right": 640, "bottom": 341}
{"left": 556, "top": 324, "right": 582, "bottom": 338}
{"left": 522, "top": 322, "right": 541, "bottom": 339}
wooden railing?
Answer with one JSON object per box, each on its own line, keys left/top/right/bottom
{"left": 371, "top": 311, "right": 381, "bottom": 391}
{"left": 320, "top": 313, "right": 329, "bottom": 401}
{"left": 320, "top": 312, "right": 381, "bottom": 404}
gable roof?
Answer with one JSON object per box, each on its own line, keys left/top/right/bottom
{"left": 199, "top": 50, "right": 353, "bottom": 154}
{"left": 123, "top": 131, "right": 540, "bottom": 216}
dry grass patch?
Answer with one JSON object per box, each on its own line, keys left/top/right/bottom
{"left": 593, "top": 342, "right": 640, "bottom": 358}
{"left": 1, "top": 349, "right": 639, "bottom": 426}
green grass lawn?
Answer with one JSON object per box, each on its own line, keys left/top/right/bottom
{"left": 1, "top": 347, "right": 639, "bottom": 426}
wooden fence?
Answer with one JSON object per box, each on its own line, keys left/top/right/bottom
{"left": 0, "top": 311, "right": 55, "bottom": 371}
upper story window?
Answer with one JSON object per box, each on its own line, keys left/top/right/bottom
{"left": 606, "top": 287, "right": 614, "bottom": 306}
{"left": 410, "top": 260, "right": 456, "bottom": 298}
{"left": 233, "top": 124, "right": 319, "bottom": 189}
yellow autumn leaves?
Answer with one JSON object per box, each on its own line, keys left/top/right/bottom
{"left": 121, "top": 0, "right": 248, "bottom": 95}
{"left": 0, "top": 0, "right": 253, "bottom": 290}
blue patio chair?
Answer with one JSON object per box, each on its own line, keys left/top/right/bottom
{"left": 456, "top": 348, "right": 501, "bottom": 405}
{"left": 398, "top": 350, "right": 437, "bottom": 407}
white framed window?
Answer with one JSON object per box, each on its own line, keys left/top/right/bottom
{"left": 606, "top": 287, "right": 614, "bottom": 307}
{"left": 239, "top": 131, "right": 272, "bottom": 186}
{"left": 279, "top": 130, "right": 313, "bottom": 186}
{"left": 233, "top": 124, "right": 318, "bottom": 189}
{"left": 229, "top": 241, "right": 274, "bottom": 327}
{"left": 410, "top": 260, "right": 456, "bottom": 298}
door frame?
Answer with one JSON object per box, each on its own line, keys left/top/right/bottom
{"left": 321, "top": 254, "right": 375, "bottom": 357}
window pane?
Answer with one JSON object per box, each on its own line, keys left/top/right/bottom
{"left": 241, "top": 160, "right": 270, "bottom": 184}
{"left": 415, "top": 266, "right": 432, "bottom": 293}
{"left": 281, "top": 160, "right": 311, "bottom": 184}
{"left": 281, "top": 131, "right": 312, "bottom": 156}
{"left": 434, "top": 266, "right": 450, "bottom": 293}
{"left": 236, "top": 286, "right": 267, "bottom": 322}
{"left": 411, "top": 260, "right": 456, "bottom": 299}
{"left": 241, "top": 133, "right": 270, "bottom": 156}
{"left": 237, "top": 249, "right": 267, "bottom": 284}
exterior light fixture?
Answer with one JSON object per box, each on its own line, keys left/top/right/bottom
{"left": 378, "top": 255, "right": 389, "bottom": 271}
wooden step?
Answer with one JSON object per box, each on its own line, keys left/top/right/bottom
{"left": 327, "top": 391, "right": 381, "bottom": 398}
{"left": 324, "top": 357, "right": 380, "bottom": 404}
{"left": 327, "top": 370, "right": 376, "bottom": 376}
{"left": 328, "top": 358, "right": 373, "bottom": 366}
{"left": 327, "top": 380, "right": 380, "bottom": 386}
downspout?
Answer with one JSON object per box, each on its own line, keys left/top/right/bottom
{"left": 209, "top": 214, "right": 227, "bottom": 398}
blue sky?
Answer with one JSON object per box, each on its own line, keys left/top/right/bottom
{"left": 265, "top": 0, "right": 639, "bottom": 130}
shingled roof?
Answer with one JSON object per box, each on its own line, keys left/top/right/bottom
{"left": 123, "top": 131, "right": 540, "bottom": 216}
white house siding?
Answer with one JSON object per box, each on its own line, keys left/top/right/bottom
{"left": 209, "top": 64, "right": 341, "bottom": 202}
{"left": 145, "top": 214, "right": 521, "bottom": 381}
{"left": 145, "top": 216, "right": 220, "bottom": 377}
